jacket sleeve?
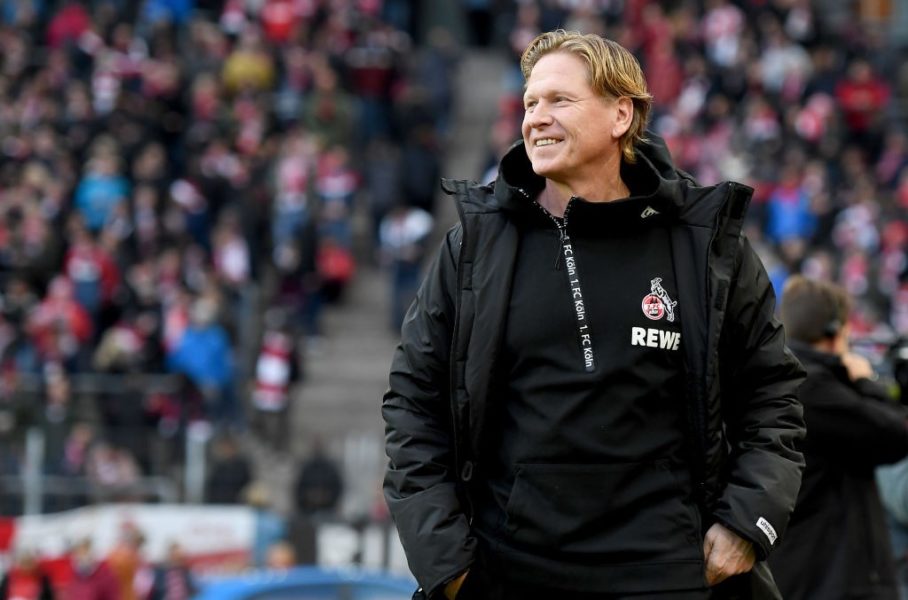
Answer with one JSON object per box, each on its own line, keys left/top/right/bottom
{"left": 801, "top": 374, "right": 908, "bottom": 469}
{"left": 713, "top": 237, "right": 807, "bottom": 560}
{"left": 382, "top": 225, "right": 476, "bottom": 597}
{"left": 877, "top": 457, "right": 908, "bottom": 525}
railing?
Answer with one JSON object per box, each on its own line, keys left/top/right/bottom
{"left": 2, "top": 282, "right": 264, "bottom": 516}
{"left": 10, "top": 373, "right": 185, "bottom": 395}
{"left": 0, "top": 472, "right": 179, "bottom": 516}
{"left": 0, "top": 423, "right": 200, "bottom": 516}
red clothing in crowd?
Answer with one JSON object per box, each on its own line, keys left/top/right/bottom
{"left": 262, "top": 0, "right": 300, "bottom": 44}
{"left": 46, "top": 3, "right": 91, "bottom": 49}
{"left": 1, "top": 566, "right": 54, "bottom": 600}
{"left": 28, "top": 278, "right": 93, "bottom": 358}
{"left": 835, "top": 73, "right": 890, "bottom": 134}
{"left": 64, "top": 242, "right": 121, "bottom": 308}
{"left": 59, "top": 561, "right": 120, "bottom": 600}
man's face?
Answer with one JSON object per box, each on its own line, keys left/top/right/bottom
{"left": 522, "top": 52, "right": 628, "bottom": 188}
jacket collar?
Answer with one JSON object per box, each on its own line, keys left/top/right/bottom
{"left": 788, "top": 340, "right": 847, "bottom": 375}
{"left": 492, "top": 133, "right": 688, "bottom": 218}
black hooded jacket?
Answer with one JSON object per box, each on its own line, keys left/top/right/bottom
{"left": 382, "top": 137, "right": 806, "bottom": 598}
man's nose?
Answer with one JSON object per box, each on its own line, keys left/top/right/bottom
{"left": 525, "top": 103, "right": 553, "bottom": 128}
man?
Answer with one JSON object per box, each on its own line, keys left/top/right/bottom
{"left": 769, "top": 276, "right": 908, "bottom": 599}
{"left": 383, "top": 30, "right": 805, "bottom": 599}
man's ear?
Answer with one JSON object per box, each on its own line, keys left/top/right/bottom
{"left": 612, "top": 96, "right": 633, "bottom": 139}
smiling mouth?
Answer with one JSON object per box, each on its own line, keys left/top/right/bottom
{"left": 534, "top": 138, "right": 561, "bottom": 147}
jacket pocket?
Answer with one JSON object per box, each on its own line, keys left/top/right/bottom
{"left": 710, "top": 562, "right": 782, "bottom": 600}
{"left": 504, "top": 460, "right": 701, "bottom": 561}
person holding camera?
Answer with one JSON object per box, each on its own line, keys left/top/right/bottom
{"left": 770, "top": 275, "right": 908, "bottom": 599}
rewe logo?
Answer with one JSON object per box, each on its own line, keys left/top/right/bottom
{"left": 631, "top": 327, "right": 681, "bottom": 350}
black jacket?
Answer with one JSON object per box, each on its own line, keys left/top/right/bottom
{"left": 769, "top": 344, "right": 908, "bottom": 600}
{"left": 383, "top": 138, "right": 806, "bottom": 598}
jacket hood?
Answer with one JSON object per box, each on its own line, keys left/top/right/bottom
{"left": 492, "top": 133, "right": 691, "bottom": 216}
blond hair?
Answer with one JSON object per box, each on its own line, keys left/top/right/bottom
{"left": 520, "top": 30, "right": 652, "bottom": 163}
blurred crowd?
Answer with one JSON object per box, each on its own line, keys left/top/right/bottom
{"left": 0, "top": 0, "right": 454, "bottom": 502}
{"left": 481, "top": 0, "right": 908, "bottom": 361}
{"left": 0, "top": 436, "right": 346, "bottom": 600}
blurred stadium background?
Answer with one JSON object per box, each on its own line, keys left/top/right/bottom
{"left": 0, "top": 0, "right": 907, "bottom": 597}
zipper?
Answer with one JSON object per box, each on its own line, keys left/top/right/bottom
{"left": 555, "top": 222, "right": 566, "bottom": 270}
{"left": 534, "top": 198, "right": 596, "bottom": 373}
{"left": 449, "top": 180, "right": 473, "bottom": 522}
{"left": 694, "top": 183, "right": 737, "bottom": 501}
{"left": 520, "top": 186, "right": 562, "bottom": 270}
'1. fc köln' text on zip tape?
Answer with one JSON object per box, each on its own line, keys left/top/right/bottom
{"left": 539, "top": 197, "right": 596, "bottom": 373}
{"left": 561, "top": 237, "right": 595, "bottom": 372}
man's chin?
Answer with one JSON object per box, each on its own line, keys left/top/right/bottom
{"left": 529, "top": 160, "right": 559, "bottom": 178}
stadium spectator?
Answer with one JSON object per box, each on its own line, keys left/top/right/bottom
{"left": 204, "top": 433, "right": 251, "bottom": 504}
{"left": 146, "top": 542, "right": 195, "bottom": 600}
{"left": 84, "top": 440, "right": 142, "bottom": 502}
{"left": 244, "top": 482, "right": 287, "bottom": 569}
{"left": 27, "top": 277, "right": 93, "bottom": 372}
{"left": 835, "top": 57, "right": 891, "bottom": 156}
{"left": 294, "top": 442, "right": 343, "bottom": 517}
{"left": 73, "top": 151, "right": 130, "bottom": 235}
{"left": 378, "top": 203, "right": 433, "bottom": 331}
{"left": 316, "top": 237, "right": 355, "bottom": 304}
{"left": 40, "top": 367, "right": 75, "bottom": 477}
{"left": 250, "top": 307, "right": 301, "bottom": 452}
{"left": 60, "top": 539, "right": 120, "bottom": 600}
{"left": 165, "top": 296, "right": 236, "bottom": 428}
{"left": 0, "top": 550, "right": 55, "bottom": 600}
{"left": 105, "top": 524, "right": 149, "bottom": 600}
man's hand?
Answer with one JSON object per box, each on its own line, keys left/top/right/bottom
{"left": 703, "top": 523, "right": 756, "bottom": 586}
{"left": 444, "top": 570, "right": 469, "bottom": 600}
{"left": 841, "top": 351, "right": 875, "bottom": 382}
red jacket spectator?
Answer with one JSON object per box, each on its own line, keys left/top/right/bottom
{"left": 60, "top": 541, "right": 120, "bottom": 600}
{"left": 46, "top": 2, "right": 91, "bottom": 49}
{"left": 262, "top": 0, "right": 300, "bottom": 45}
{"left": 28, "top": 277, "right": 93, "bottom": 362}
{"left": 645, "top": 39, "right": 683, "bottom": 106}
{"left": 835, "top": 59, "right": 890, "bottom": 135}
{"left": 0, "top": 554, "right": 55, "bottom": 600}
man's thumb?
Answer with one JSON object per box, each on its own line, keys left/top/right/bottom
{"left": 702, "top": 528, "right": 716, "bottom": 558}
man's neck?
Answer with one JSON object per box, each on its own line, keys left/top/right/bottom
{"left": 810, "top": 338, "right": 844, "bottom": 357}
{"left": 537, "top": 173, "right": 631, "bottom": 218}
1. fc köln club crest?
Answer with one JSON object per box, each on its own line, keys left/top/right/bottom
{"left": 641, "top": 277, "right": 677, "bottom": 322}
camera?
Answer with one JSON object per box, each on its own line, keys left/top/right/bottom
{"left": 888, "top": 338, "right": 908, "bottom": 403}
{"left": 850, "top": 334, "right": 908, "bottom": 402}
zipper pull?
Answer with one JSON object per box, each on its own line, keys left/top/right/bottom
{"left": 557, "top": 199, "right": 574, "bottom": 270}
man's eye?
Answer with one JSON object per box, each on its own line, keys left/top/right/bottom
{"left": 525, "top": 101, "right": 537, "bottom": 110}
